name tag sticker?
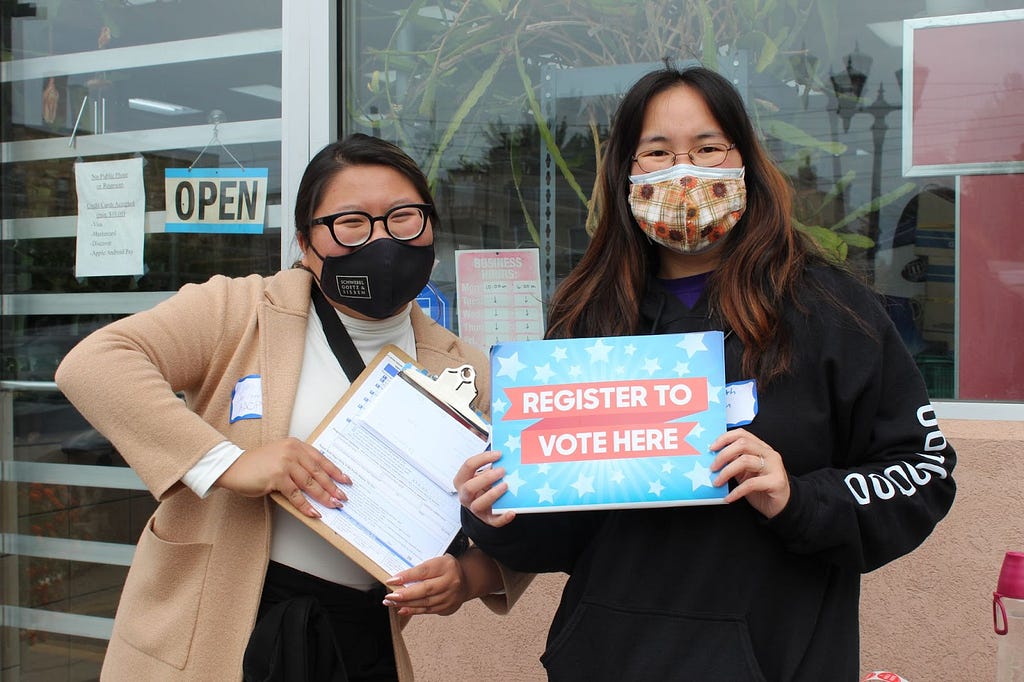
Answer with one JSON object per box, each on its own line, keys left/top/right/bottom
{"left": 725, "top": 379, "right": 757, "bottom": 428}
{"left": 230, "top": 374, "right": 263, "bottom": 423}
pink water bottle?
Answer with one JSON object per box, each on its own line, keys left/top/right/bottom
{"left": 994, "top": 551, "right": 1024, "bottom": 681}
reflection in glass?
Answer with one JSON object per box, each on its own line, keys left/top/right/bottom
{"left": 341, "top": 1, "right": 1021, "bottom": 402}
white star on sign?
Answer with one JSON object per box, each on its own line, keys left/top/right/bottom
{"left": 537, "top": 463, "right": 551, "bottom": 475}
{"left": 648, "top": 479, "right": 665, "bottom": 496}
{"left": 690, "top": 422, "right": 705, "bottom": 438}
{"left": 503, "top": 469, "right": 526, "bottom": 496}
{"left": 624, "top": 343, "right": 637, "bottom": 356}
{"left": 535, "top": 482, "right": 557, "bottom": 504}
{"left": 504, "top": 434, "right": 521, "bottom": 452}
{"left": 492, "top": 397, "right": 509, "bottom": 415}
{"left": 585, "top": 338, "right": 613, "bottom": 363}
{"left": 685, "top": 461, "right": 714, "bottom": 490}
{"left": 708, "top": 383, "right": 723, "bottom": 404}
{"left": 551, "top": 346, "right": 568, "bottom": 362}
{"left": 676, "top": 333, "right": 707, "bottom": 358}
{"left": 661, "top": 461, "right": 675, "bottom": 474}
{"left": 642, "top": 357, "right": 662, "bottom": 375}
{"left": 496, "top": 352, "right": 527, "bottom": 380}
{"left": 533, "top": 363, "right": 556, "bottom": 383}
{"left": 570, "top": 472, "right": 596, "bottom": 498}
{"left": 673, "top": 360, "right": 690, "bottom": 376}
{"left": 609, "top": 469, "right": 625, "bottom": 484}
{"left": 568, "top": 365, "right": 583, "bottom": 378}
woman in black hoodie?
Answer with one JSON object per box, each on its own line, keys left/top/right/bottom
{"left": 457, "top": 66, "right": 956, "bottom": 681}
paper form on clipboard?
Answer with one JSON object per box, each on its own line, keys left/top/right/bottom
{"left": 271, "top": 345, "right": 489, "bottom": 584}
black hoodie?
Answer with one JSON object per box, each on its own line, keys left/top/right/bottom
{"left": 464, "top": 266, "right": 956, "bottom": 681}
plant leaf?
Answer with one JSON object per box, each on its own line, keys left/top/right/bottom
{"left": 763, "top": 118, "right": 846, "bottom": 155}
{"left": 829, "top": 182, "right": 917, "bottom": 232}
{"left": 697, "top": 0, "right": 718, "bottom": 69}
{"left": 795, "top": 220, "right": 847, "bottom": 261}
{"left": 737, "top": 31, "right": 780, "bottom": 73}
{"left": 756, "top": 33, "right": 778, "bottom": 72}
{"left": 509, "top": 145, "right": 541, "bottom": 246}
{"left": 816, "top": 170, "right": 857, "bottom": 212}
{"left": 514, "top": 41, "right": 588, "bottom": 206}
{"left": 839, "top": 232, "right": 876, "bottom": 248}
{"left": 425, "top": 49, "right": 506, "bottom": 188}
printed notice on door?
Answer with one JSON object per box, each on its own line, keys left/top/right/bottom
{"left": 74, "top": 157, "right": 145, "bottom": 277}
{"left": 455, "top": 248, "right": 544, "bottom": 349}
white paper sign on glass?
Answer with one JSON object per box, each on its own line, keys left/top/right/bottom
{"left": 74, "top": 157, "right": 146, "bottom": 277}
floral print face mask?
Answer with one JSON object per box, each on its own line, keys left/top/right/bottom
{"left": 628, "top": 162, "right": 746, "bottom": 254}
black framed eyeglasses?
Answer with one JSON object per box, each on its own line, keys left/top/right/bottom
{"left": 311, "top": 203, "right": 433, "bottom": 248}
{"left": 632, "top": 143, "right": 736, "bottom": 173}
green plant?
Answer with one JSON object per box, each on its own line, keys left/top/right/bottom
{"left": 349, "top": 0, "right": 898, "bottom": 261}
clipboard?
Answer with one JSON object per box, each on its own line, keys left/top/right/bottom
{"left": 271, "top": 344, "right": 489, "bottom": 584}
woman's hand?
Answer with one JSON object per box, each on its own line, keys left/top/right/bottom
{"left": 710, "top": 428, "right": 791, "bottom": 519}
{"left": 214, "top": 437, "right": 351, "bottom": 518}
{"left": 383, "top": 554, "right": 468, "bottom": 616}
{"left": 454, "top": 451, "right": 516, "bottom": 528}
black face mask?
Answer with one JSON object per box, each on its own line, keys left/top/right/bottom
{"left": 310, "top": 238, "right": 435, "bottom": 319}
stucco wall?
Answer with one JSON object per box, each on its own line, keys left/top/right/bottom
{"left": 860, "top": 419, "right": 1024, "bottom": 680}
{"left": 405, "top": 418, "right": 1023, "bottom": 681}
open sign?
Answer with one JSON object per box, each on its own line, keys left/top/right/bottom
{"left": 164, "top": 168, "right": 268, "bottom": 234}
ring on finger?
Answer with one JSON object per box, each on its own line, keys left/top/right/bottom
{"left": 304, "top": 475, "right": 315, "bottom": 488}
{"left": 758, "top": 454, "right": 766, "bottom": 472}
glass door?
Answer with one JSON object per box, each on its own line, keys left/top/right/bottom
{"left": 1, "top": 2, "right": 284, "bottom": 678}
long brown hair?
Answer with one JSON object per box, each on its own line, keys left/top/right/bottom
{"left": 545, "top": 66, "right": 828, "bottom": 385}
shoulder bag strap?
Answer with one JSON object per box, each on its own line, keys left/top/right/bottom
{"left": 310, "top": 284, "right": 366, "bottom": 383}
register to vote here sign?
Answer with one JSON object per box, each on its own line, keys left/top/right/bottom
{"left": 490, "top": 332, "right": 727, "bottom": 513}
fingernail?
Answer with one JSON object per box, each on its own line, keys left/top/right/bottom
{"left": 330, "top": 497, "right": 343, "bottom": 508}
{"left": 334, "top": 489, "right": 347, "bottom": 500}
{"left": 308, "top": 509, "right": 322, "bottom": 519}
{"left": 384, "top": 592, "right": 400, "bottom": 600}
{"left": 382, "top": 599, "right": 396, "bottom": 607}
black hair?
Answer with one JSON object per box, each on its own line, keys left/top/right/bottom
{"left": 293, "top": 133, "right": 437, "bottom": 243}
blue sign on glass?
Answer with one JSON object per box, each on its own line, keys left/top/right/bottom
{"left": 416, "top": 281, "right": 450, "bottom": 329}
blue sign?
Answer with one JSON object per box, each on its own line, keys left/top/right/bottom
{"left": 490, "top": 332, "right": 728, "bottom": 513}
{"left": 417, "top": 281, "right": 450, "bottom": 329}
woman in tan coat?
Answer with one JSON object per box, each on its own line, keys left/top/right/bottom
{"left": 55, "top": 134, "right": 528, "bottom": 681}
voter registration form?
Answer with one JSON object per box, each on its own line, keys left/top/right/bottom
{"left": 292, "top": 348, "right": 489, "bottom": 582}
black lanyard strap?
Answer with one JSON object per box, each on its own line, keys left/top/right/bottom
{"left": 310, "top": 284, "right": 366, "bottom": 383}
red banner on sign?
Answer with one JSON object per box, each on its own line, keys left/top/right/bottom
{"left": 520, "top": 420, "right": 698, "bottom": 464}
{"left": 502, "top": 378, "right": 708, "bottom": 421}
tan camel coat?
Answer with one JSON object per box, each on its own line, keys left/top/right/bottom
{"left": 55, "top": 267, "right": 530, "bottom": 681}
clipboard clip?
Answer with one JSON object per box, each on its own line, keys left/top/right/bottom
{"left": 400, "top": 364, "right": 489, "bottom": 437}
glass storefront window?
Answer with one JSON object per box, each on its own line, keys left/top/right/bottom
{"left": 341, "top": 0, "right": 1022, "bottom": 403}
{"left": 1, "top": 1, "right": 1020, "bottom": 679}
{"left": 2, "top": 2, "right": 284, "bottom": 678}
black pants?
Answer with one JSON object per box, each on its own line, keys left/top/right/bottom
{"left": 244, "top": 561, "right": 398, "bottom": 682}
